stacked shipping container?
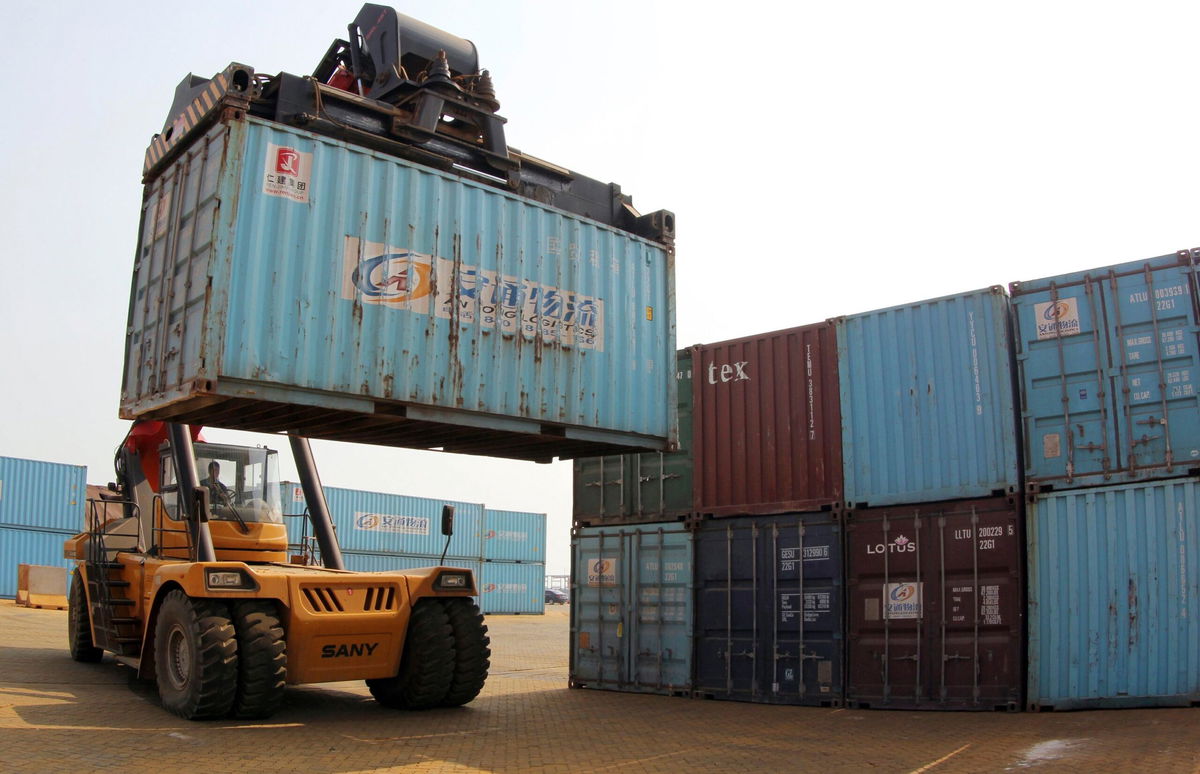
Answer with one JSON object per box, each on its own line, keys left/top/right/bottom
{"left": 0, "top": 456, "right": 87, "bottom": 598}
{"left": 1013, "top": 250, "right": 1200, "bottom": 709}
{"left": 282, "top": 481, "right": 546, "bottom": 614}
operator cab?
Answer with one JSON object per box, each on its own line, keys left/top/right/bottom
{"left": 160, "top": 442, "right": 284, "bottom": 526}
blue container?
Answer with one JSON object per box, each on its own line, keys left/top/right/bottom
{"left": 121, "top": 117, "right": 676, "bottom": 461}
{"left": 694, "top": 512, "right": 844, "bottom": 706}
{"left": 1027, "top": 478, "right": 1200, "bottom": 709}
{"left": 837, "top": 287, "right": 1020, "bottom": 508}
{"left": 481, "top": 509, "right": 546, "bottom": 562}
{"left": 1012, "top": 251, "right": 1200, "bottom": 490}
{"left": 280, "top": 481, "right": 483, "bottom": 558}
{"left": 0, "top": 526, "right": 76, "bottom": 598}
{"left": 341, "top": 551, "right": 481, "bottom": 578}
{"left": 478, "top": 561, "right": 545, "bottom": 614}
{"left": 0, "top": 456, "right": 86, "bottom": 532}
{"left": 570, "top": 523, "right": 693, "bottom": 695}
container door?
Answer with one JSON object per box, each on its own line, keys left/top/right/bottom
{"left": 928, "top": 507, "right": 1022, "bottom": 710}
{"left": 1015, "top": 277, "right": 1114, "bottom": 486}
{"left": 847, "top": 512, "right": 926, "bottom": 707}
{"left": 764, "top": 516, "right": 844, "bottom": 706}
{"left": 1103, "top": 262, "right": 1200, "bottom": 477}
{"left": 628, "top": 526, "right": 692, "bottom": 694}
{"left": 571, "top": 529, "right": 627, "bottom": 689}
{"left": 694, "top": 522, "right": 760, "bottom": 699}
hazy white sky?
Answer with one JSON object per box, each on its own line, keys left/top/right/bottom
{"left": 1, "top": 1, "right": 1198, "bottom": 574}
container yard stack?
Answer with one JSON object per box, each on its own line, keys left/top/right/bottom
{"left": 689, "top": 323, "right": 847, "bottom": 707}
{"left": 0, "top": 456, "right": 86, "bottom": 598}
{"left": 1013, "top": 248, "right": 1200, "bottom": 710}
{"left": 836, "top": 287, "right": 1025, "bottom": 710}
{"left": 479, "top": 508, "right": 547, "bottom": 615}
{"left": 570, "top": 350, "right": 697, "bottom": 692}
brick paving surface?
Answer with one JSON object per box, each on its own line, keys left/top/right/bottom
{"left": 1, "top": 599, "right": 1196, "bottom": 773}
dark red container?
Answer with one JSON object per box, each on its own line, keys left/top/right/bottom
{"left": 692, "top": 323, "right": 842, "bottom": 517}
{"left": 845, "top": 496, "right": 1023, "bottom": 711}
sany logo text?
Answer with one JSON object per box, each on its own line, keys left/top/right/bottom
{"left": 707, "top": 361, "right": 750, "bottom": 384}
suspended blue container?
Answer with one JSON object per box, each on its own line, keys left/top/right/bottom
{"left": 570, "top": 522, "right": 693, "bottom": 695}
{"left": 481, "top": 509, "right": 546, "bottom": 562}
{"left": 280, "top": 481, "right": 483, "bottom": 558}
{"left": 0, "top": 456, "right": 86, "bottom": 532}
{"left": 837, "top": 287, "right": 1020, "bottom": 508}
{"left": 1027, "top": 478, "right": 1200, "bottom": 709}
{"left": 121, "top": 117, "right": 676, "bottom": 462}
{"left": 478, "top": 561, "right": 545, "bottom": 614}
{"left": 1012, "top": 250, "right": 1200, "bottom": 491}
{"left": 0, "top": 526, "right": 76, "bottom": 598}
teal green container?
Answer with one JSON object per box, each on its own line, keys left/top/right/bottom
{"left": 570, "top": 522, "right": 693, "bottom": 695}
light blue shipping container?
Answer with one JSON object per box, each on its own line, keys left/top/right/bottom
{"left": 280, "top": 481, "right": 483, "bottom": 558}
{"left": 1012, "top": 251, "right": 1200, "bottom": 491}
{"left": 121, "top": 116, "right": 676, "bottom": 462}
{"left": 837, "top": 286, "right": 1020, "bottom": 508}
{"left": 341, "top": 551, "right": 481, "bottom": 580}
{"left": 571, "top": 523, "right": 693, "bottom": 695}
{"left": 1027, "top": 478, "right": 1200, "bottom": 709}
{"left": 478, "top": 561, "right": 545, "bottom": 614}
{"left": 0, "top": 526, "right": 76, "bottom": 598}
{"left": 0, "top": 456, "right": 86, "bottom": 532}
{"left": 481, "top": 509, "right": 546, "bottom": 562}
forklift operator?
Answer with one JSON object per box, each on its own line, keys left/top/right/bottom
{"left": 202, "top": 461, "right": 233, "bottom": 504}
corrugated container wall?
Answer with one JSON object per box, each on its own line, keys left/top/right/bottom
{"left": 571, "top": 523, "right": 693, "bottom": 695}
{"left": 0, "top": 527, "right": 77, "bottom": 598}
{"left": 341, "top": 552, "right": 482, "bottom": 579}
{"left": 693, "top": 512, "right": 844, "bottom": 706}
{"left": 121, "top": 117, "right": 676, "bottom": 462}
{"left": 479, "top": 561, "right": 546, "bottom": 614}
{"left": 845, "top": 497, "right": 1024, "bottom": 710}
{"left": 482, "top": 509, "right": 546, "bottom": 562}
{"left": 1012, "top": 251, "right": 1200, "bottom": 492}
{"left": 0, "top": 456, "right": 86, "bottom": 532}
{"left": 693, "top": 324, "right": 842, "bottom": 516}
{"left": 280, "top": 482, "right": 484, "bottom": 558}
{"left": 1027, "top": 479, "right": 1200, "bottom": 709}
{"left": 837, "top": 287, "right": 1020, "bottom": 508}
{"left": 572, "top": 350, "right": 695, "bottom": 526}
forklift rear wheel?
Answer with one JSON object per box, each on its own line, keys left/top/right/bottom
{"left": 154, "top": 591, "right": 238, "bottom": 719}
{"left": 439, "top": 598, "right": 490, "bottom": 707}
{"left": 68, "top": 570, "right": 103, "bottom": 663}
{"left": 230, "top": 600, "right": 287, "bottom": 719}
{"left": 367, "top": 599, "right": 455, "bottom": 709}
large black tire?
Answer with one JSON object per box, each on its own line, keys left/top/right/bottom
{"left": 440, "top": 598, "right": 490, "bottom": 707}
{"left": 366, "top": 599, "right": 455, "bottom": 709}
{"left": 68, "top": 570, "right": 103, "bottom": 663}
{"left": 230, "top": 600, "right": 287, "bottom": 719}
{"left": 153, "top": 591, "right": 238, "bottom": 720}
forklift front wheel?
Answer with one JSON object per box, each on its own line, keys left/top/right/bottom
{"left": 154, "top": 591, "right": 238, "bottom": 719}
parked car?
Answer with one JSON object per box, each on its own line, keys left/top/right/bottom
{"left": 545, "top": 588, "right": 569, "bottom": 605}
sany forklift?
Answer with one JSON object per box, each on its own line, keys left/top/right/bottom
{"left": 66, "top": 421, "right": 490, "bottom": 719}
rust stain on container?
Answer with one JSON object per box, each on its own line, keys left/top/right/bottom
{"left": 692, "top": 323, "right": 843, "bottom": 517}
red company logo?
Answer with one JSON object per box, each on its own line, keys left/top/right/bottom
{"left": 275, "top": 147, "right": 300, "bottom": 176}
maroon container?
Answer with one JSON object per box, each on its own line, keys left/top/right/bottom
{"left": 845, "top": 496, "right": 1023, "bottom": 711}
{"left": 692, "top": 323, "right": 842, "bottom": 517}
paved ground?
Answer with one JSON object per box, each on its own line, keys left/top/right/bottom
{"left": 1, "top": 599, "right": 1197, "bottom": 773}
